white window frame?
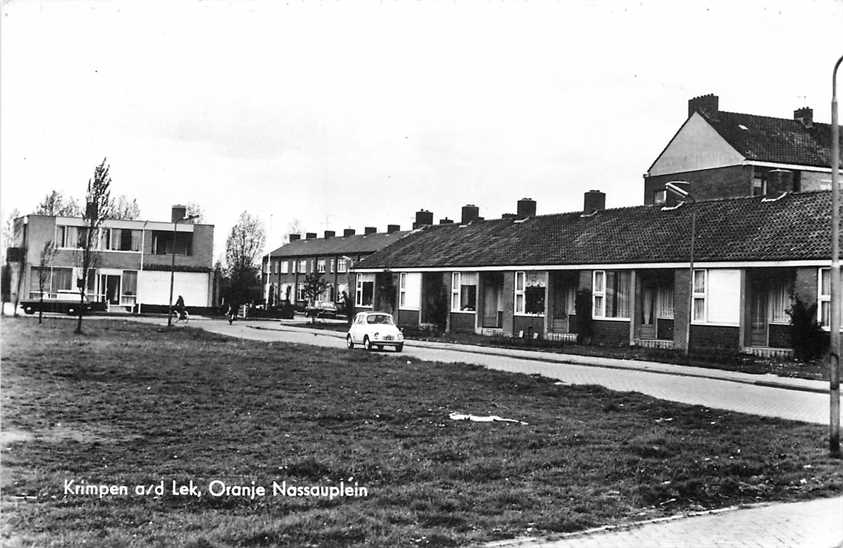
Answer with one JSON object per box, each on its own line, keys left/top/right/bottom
{"left": 400, "top": 273, "right": 407, "bottom": 309}
{"left": 338, "top": 258, "right": 348, "bottom": 273}
{"left": 817, "top": 268, "right": 843, "bottom": 330}
{"left": 691, "top": 269, "right": 741, "bottom": 326}
{"left": 298, "top": 260, "right": 307, "bottom": 274}
{"left": 592, "top": 270, "right": 605, "bottom": 318}
{"left": 280, "top": 260, "right": 289, "bottom": 274}
{"left": 693, "top": 269, "right": 706, "bottom": 323}
{"left": 356, "top": 274, "right": 375, "bottom": 307}
{"left": 514, "top": 271, "right": 526, "bottom": 315}
{"left": 317, "top": 259, "right": 326, "bottom": 273}
{"left": 451, "top": 272, "right": 461, "bottom": 312}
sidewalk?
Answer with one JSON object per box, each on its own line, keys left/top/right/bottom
{"left": 247, "top": 322, "right": 830, "bottom": 395}
{"left": 486, "top": 495, "right": 843, "bottom": 548}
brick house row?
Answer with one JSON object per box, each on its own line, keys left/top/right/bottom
{"left": 351, "top": 191, "right": 840, "bottom": 355}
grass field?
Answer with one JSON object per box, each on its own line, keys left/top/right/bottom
{"left": 1, "top": 318, "right": 841, "bottom": 547}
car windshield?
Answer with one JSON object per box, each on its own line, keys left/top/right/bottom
{"left": 366, "top": 314, "right": 394, "bottom": 325}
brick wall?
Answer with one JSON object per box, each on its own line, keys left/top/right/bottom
{"left": 592, "top": 319, "right": 630, "bottom": 346}
{"left": 673, "top": 269, "right": 690, "bottom": 350}
{"left": 769, "top": 324, "right": 791, "bottom": 349}
{"left": 644, "top": 165, "right": 752, "bottom": 204}
{"left": 690, "top": 325, "right": 740, "bottom": 350}
{"left": 397, "top": 309, "right": 419, "bottom": 328}
{"left": 514, "top": 315, "right": 545, "bottom": 337}
{"left": 501, "top": 271, "right": 515, "bottom": 335}
{"left": 449, "top": 312, "right": 476, "bottom": 333}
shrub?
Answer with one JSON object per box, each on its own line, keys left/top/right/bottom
{"left": 786, "top": 294, "right": 827, "bottom": 361}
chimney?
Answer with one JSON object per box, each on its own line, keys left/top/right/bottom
{"left": 516, "top": 197, "right": 536, "bottom": 219}
{"left": 413, "top": 209, "right": 434, "bottom": 229}
{"left": 583, "top": 190, "right": 606, "bottom": 214}
{"left": 766, "top": 169, "right": 794, "bottom": 195}
{"left": 324, "top": 230, "right": 335, "bottom": 239}
{"left": 305, "top": 232, "right": 317, "bottom": 239}
{"left": 461, "top": 204, "right": 480, "bottom": 224}
{"left": 387, "top": 224, "right": 400, "bottom": 234}
{"left": 289, "top": 234, "right": 301, "bottom": 241}
{"left": 502, "top": 213, "right": 517, "bottom": 220}
{"left": 364, "top": 226, "right": 377, "bottom": 235}
{"left": 171, "top": 204, "right": 187, "bottom": 223}
{"left": 794, "top": 107, "right": 813, "bottom": 128}
{"left": 688, "top": 93, "right": 719, "bottom": 119}
{"left": 343, "top": 228, "right": 356, "bottom": 237}
{"left": 439, "top": 218, "right": 454, "bottom": 224}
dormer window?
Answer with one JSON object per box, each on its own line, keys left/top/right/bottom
{"left": 653, "top": 189, "right": 667, "bottom": 205}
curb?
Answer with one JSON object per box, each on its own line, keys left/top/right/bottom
{"left": 246, "top": 324, "right": 829, "bottom": 395}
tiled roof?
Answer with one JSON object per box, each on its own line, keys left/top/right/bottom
{"left": 705, "top": 111, "right": 835, "bottom": 168}
{"left": 268, "top": 231, "right": 409, "bottom": 258}
{"left": 356, "top": 191, "right": 836, "bottom": 269}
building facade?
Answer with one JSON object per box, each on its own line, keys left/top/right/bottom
{"left": 643, "top": 94, "right": 836, "bottom": 205}
{"left": 7, "top": 205, "right": 215, "bottom": 312}
{"left": 353, "top": 193, "right": 840, "bottom": 356}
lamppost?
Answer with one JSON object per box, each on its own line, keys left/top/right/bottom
{"left": 829, "top": 54, "right": 843, "bottom": 457}
{"left": 167, "top": 213, "right": 200, "bottom": 327}
{"left": 665, "top": 181, "right": 696, "bottom": 357}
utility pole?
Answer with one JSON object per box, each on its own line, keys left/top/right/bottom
{"left": 830, "top": 54, "right": 842, "bottom": 457}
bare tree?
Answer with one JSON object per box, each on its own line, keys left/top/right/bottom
{"left": 224, "top": 211, "right": 266, "bottom": 306}
{"left": 302, "top": 272, "right": 329, "bottom": 325}
{"left": 110, "top": 195, "right": 141, "bottom": 220}
{"left": 186, "top": 202, "right": 205, "bottom": 223}
{"left": 1, "top": 209, "right": 20, "bottom": 316}
{"left": 75, "top": 159, "right": 112, "bottom": 334}
{"left": 35, "top": 190, "right": 83, "bottom": 216}
{"left": 36, "top": 241, "right": 58, "bottom": 324}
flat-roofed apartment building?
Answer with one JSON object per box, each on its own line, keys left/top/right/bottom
{"left": 7, "top": 205, "right": 215, "bottom": 312}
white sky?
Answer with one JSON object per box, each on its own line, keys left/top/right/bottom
{"left": 2, "top": 0, "right": 842, "bottom": 260}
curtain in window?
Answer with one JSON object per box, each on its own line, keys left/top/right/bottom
{"left": 656, "top": 285, "right": 674, "bottom": 319}
{"left": 769, "top": 279, "right": 791, "bottom": 324}
{"left": 123, "top": 271, "right": 138, "bottom": 296}
{"left": 52, "top": 268, "right": 73, "bottom": 292}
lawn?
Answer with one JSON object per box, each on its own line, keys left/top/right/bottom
{"left": 1, "top": 318, "right": 841, "bottom": 547}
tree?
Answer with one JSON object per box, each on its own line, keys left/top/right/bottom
{"left": 223, "top": 211, "right": 266, "bottom": 306}
{"left": 75, "top": 159, "right": 112, "bottom": 334}
{"left": 1, "top": 209, "right": 20, "bottom": 315}
{"left": 787, "top": 294, "right": 827, "bottom": 361}
{"left": 186, "top": 202, "right": 205, "bottom": 223}
{"left": 35, "top": 190, "right": 83, "bottom": 217}
{"left": 302, "top": 272, "right": 329, "bottom": 325}
{"left": 36, "top": 241, "right": 58, "bottom": 324}
{"left": 110, "top": 195, "right": 141, "bottom": 220}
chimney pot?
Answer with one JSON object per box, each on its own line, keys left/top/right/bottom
{"left": 343, "top": 228, "right": 356, "bottom": 237}
{"left": 688, "top": 93, "right": 719, "bottom": 119}
{"left": 364, "top": 226, "right": 377, "bottom": 235}
{"left": 794, "top": 107, "right": 813, "bottom": 127}
{"left": 516, "top": 197, "right": 536, "bottom": 219}
{"left": 171, "top": 204, "right": 187, "bottom": 223}
{"left": 305, "top": 232, "right": 317, "bottom": 240}
{"left": 583, "top": 190, "right": 606, "bottom": 214}
{"left": 439, "top": 218, "right": 454, "bottom": 224}
{"left": 461, "top": 204, "right": 480, "bottom": 224}
{"left": 413, "top": 209, "right": 434, "bottom": 229}
{"left": 324, "top": 230, "right": 335, "bottom": 239}
{"left": 387, "top": 224, "right": 400, "bottom": 234}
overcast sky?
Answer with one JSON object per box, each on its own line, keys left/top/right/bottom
{"left": 2, "top": 0, "right": 842, "bottom": 260}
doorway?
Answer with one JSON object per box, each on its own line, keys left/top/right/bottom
{"left": 750, "top": 278, "right": 768, "bottom": 347}
{"left": 99, "top": 274, "right": 121, "bottom": 305}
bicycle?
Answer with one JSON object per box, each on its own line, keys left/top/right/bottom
{"left": 171, "top": 307, "right": 190, "bottom": 326}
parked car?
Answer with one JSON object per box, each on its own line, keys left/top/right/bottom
{"left": 346, "top": 311, "right": 404, "bottom": 352}
{"left": 20, "top": 294, "right": 95, "bottom": 316}
{"left": 306, "top": 301, "right": 338, "bottom": 319}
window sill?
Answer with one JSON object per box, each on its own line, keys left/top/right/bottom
{"left": 451, "top": 310, "right": 476, "bottom": 314}
{"left": 691, "top": 322, "right": 739, "bottom": 328}
{"left": 514, "top": 313, "right": 544, "bottom": 317}
{"left": 593, "top": 316, "right": 630, "bottom": 322}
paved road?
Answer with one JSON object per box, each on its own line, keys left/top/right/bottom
{"left": 489, "top": 496, "right": 843, "bottom": 548}
{"left": 163, "top": 318, "right": 834, "bottom": 425}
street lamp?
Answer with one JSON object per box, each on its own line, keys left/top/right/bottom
{"left": 664, "top": 181, "right": 696, "bottom": 357}
{"left": 829, "top": 54, "right": 843, "bottom": 457}
{"left": 167, "top": 213, "right": 200, "bottom": 327}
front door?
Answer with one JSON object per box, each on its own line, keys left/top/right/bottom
{"left": 639, "top": 282, "right": 656, "bottom": 339}
{"left": 99, "top": 274, "right": 121, "bottom": 305}
{"left": 750, "top": 279, "right": 768, "bottom": 347}
{"left": 482, "top": 283, "right": 500, "bottom": 327}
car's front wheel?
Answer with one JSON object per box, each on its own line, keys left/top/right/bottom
{"left": 346, "top": 335, "right": 354, "bottom": 349}
{"left": 66, "top": 306, "right": 77, "bottom": 316}
{"left": 364, "top": 336, "right": 373, "bottom": 351}
{"left": 23, "top": 304, "right": 35, "bottom": 315}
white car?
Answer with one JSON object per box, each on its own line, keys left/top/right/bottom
{"left": 347, "top": 312, "right": 404, "bottom": 352}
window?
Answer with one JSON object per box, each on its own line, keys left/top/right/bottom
{"left": 151, "top": 231, "right": 192, "bottom": 255}
{"left": 337, "top": 283, "right": 348, "bottom": 302}
{"left": 296, "top": 284, "right": 306, "bottom": 301}
{"left": 29, "top": 267, "right": 51, "bottom": 298}
{"left": 692, "top": 269, "right": 741, "bottom": 325}
{"left": 399, "top": 273, "right": 421, "bottom": 310}
{"left": 280, "top": 260, "right": 289, "bottom": 274}
{"left": 52, "top": 268, "right": 73, "bottom": 292}
{"left": 338, "top": 258, "right": 348, "bottom": 273}
{"left": 752, "top": 175, "right": 766, "bottom": 197}
{"left": 356, "top": 274, "right": 374, "bottom": 307}
{"left": 593, "top": 270, "right": 630, "bottom": 319}
{"left": 515, "top": 272, "right": 526, "bottom": 314}
{"left": 514, "top": 271, "right": 545, "bottom": 314}
{"left": 769, "top": 279, "right": 791, "bottom": 324}
{"left": 693, "top": 270, "right": 706, "bottom": 321}
{"left": 273, "top": 261, "right": 279, "bottom": 274}
{"left": 451, "top": 272, "right": 477, "bottom": 312}
{"left": 317, "top": 259, "right": 326, "bottom": 273}
{"left": 656, "top": 285, "right": 674, "bottom": 319}
{"left": 818, "top": 268, "right": 843, "bottom": 328}
{"left": 653, "top": 189, "right": 667, "bottom": 205}
{"left": 329, "top": 258, "right": 335, "bottom": 273}
{"left": 298, "top": 260, "right": 307, "bottom": 274}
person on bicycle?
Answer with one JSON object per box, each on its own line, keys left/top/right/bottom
{"left": 174, "top": 295, "right": 188, "bottom": 322}
{"left": 226, "top": 300, "right": 238, "bottom": 325}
